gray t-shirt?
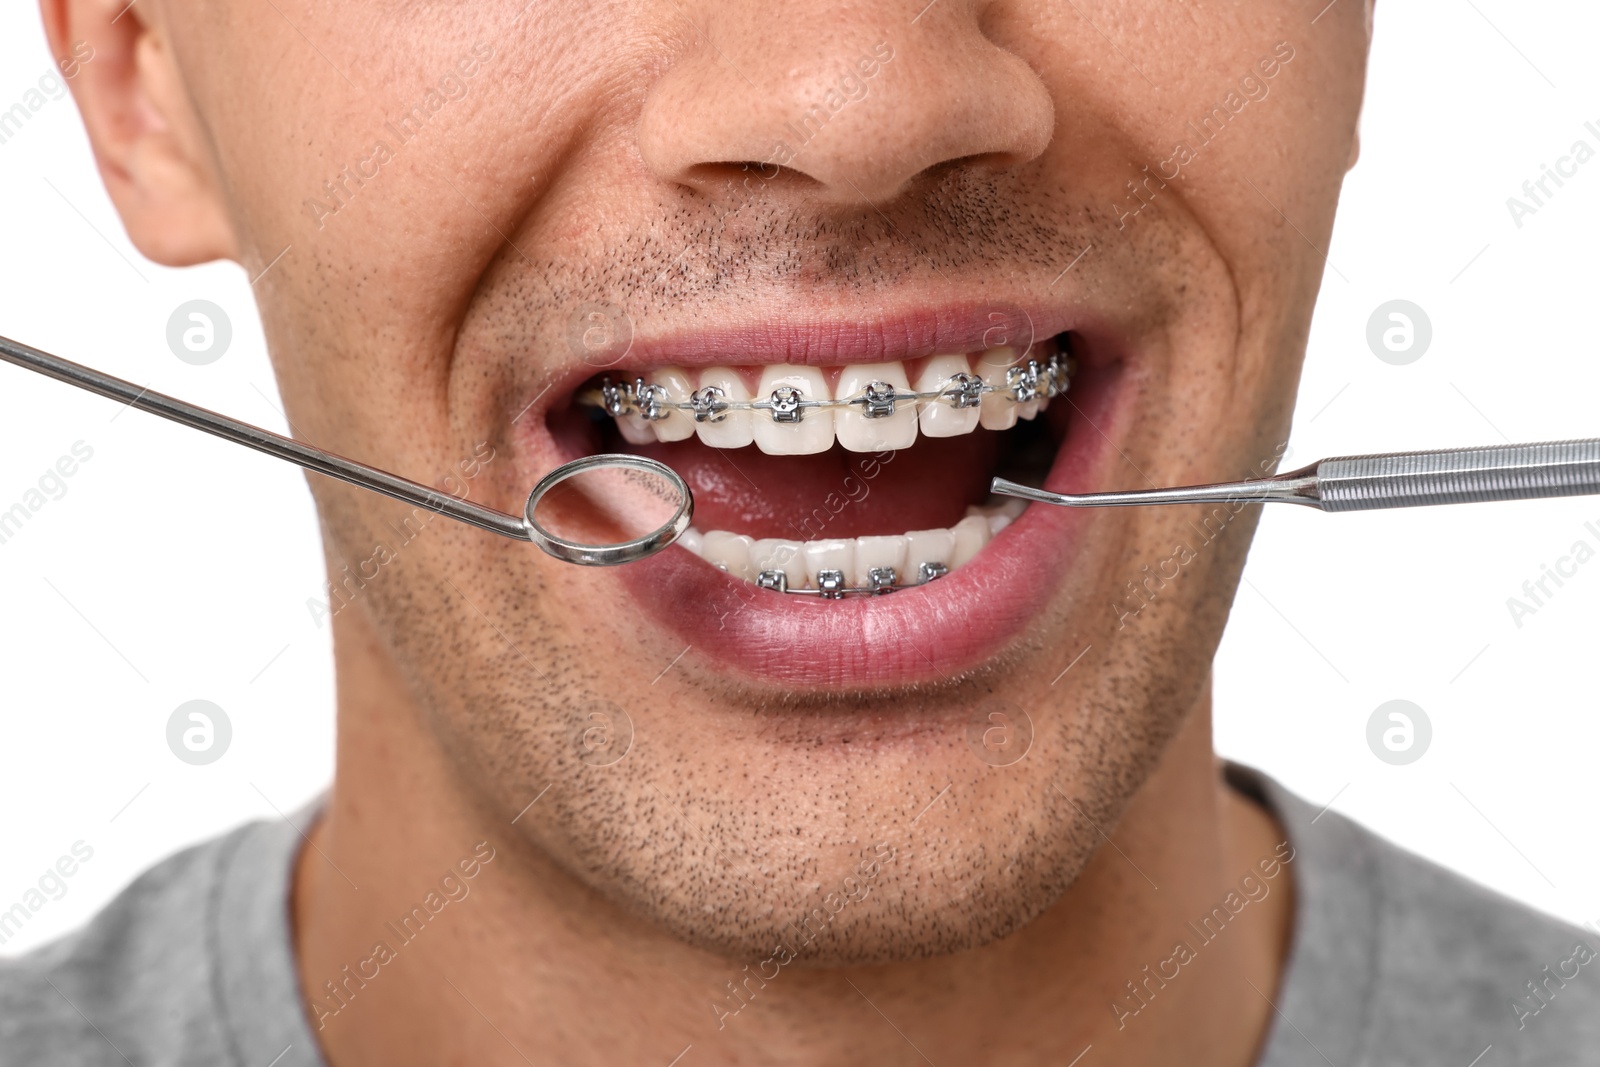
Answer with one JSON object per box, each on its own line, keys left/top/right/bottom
{"left": 3, "top": 766, "right": 1597, "bottom": 1065}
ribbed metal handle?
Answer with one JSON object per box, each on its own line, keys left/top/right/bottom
{"left": 1316, "top": 439, "right": 1600, "bottom": 512}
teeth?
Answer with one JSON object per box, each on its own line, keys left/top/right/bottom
{"left": 695, "top": 367, "right": 754, "bottom": 449}
{"left": 904, "top": 527, "right": 956, "bottom": 572}
{"left": 617, "top": 410, "right": 658, "bottom": 444}
{"left": 589, "top": 346, "right": 1070, "bottom": 455}
{"left": 852, "top": 534, "right": 908, "bottom": 587}
{"left": 751, "top": 538, "right": 807, "bottom": 587}
{"left": 976, "top": 347, "right": 1020, "bottom": 431}
{"left": 949, "top": 515, "right": 991, "bottom": 568}
{"left": 652, "top": 367, "right": 697, "bottom": 442}
{"left": 678, "top": 500, "right": 1024, "bottom": 593}
{"left": 803, "top": 538, "right": 855, "bottom": 587}
{"left": 967, "top": 496, "right": 1026, "bottom": 536}
{"left": 754, "top": 366, "right": 833, "bottom": 455}
{"left": 916, "top": 354, "right": 981, "bottom": 438}
{"left": 701, "top": 531, "right": 757, "bottom": 581}
{"left": 835, "top": 363, "right": 917, "bottom": 452}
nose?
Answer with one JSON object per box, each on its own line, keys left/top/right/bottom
{"left": 637, "top": 4, "right": 1055, "bottom": 206}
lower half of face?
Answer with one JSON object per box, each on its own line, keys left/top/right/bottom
{"left": 210, "top": 0, "right": 1366, "bottom": 961}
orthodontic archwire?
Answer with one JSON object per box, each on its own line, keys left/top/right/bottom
{"left": 574, "top": 351, "right": 1075, "bottom": 598}
{"left": 575, "top": 351, "right": 1077, "bottom": 426}
{"left": 749, "top": 559, "right": 958, "bottom": 599}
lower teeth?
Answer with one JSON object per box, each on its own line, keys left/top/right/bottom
{"left": 678, "top": 497, "right": 1025, "bottom": 598}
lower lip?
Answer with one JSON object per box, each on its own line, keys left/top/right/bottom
{"left": 610, "top": 361, "right": 1129, "bottom": 688}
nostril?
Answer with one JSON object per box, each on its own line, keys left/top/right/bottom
{"left": 680, "top": 161, "right": 823, "bottom": 194}
{"left": 925, "top": 152, "right": 1032, "bottom": 182}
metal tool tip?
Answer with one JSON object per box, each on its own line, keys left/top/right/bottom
{"left": 989, "top": 477, "right": 1066, "bottom": 506}
{"left": 990, "top": 476, "right": 1027, "bottom": 497}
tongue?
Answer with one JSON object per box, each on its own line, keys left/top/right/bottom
{"left": 625, "top": 434, "right": 1000, "bottom": 540}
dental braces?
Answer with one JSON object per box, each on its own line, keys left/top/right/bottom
{"left": 751, "top": 560, "right": 952, "bottom": 598}
{"left": 579, "top": 352, "right": 1075, "bottom": 424}
{"left": 585, "top": 353, "right": 1060, "bottom": 597}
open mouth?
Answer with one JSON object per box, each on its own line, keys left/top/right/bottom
{"left": 532, "top": 309, "right": 1125, "bottom": 686}
{"left": 561, "top": 337, "right": 1075, "bottom": 596}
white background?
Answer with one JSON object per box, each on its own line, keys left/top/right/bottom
{"left": 2, "top": 1, "right": 1598, "bottom": 955}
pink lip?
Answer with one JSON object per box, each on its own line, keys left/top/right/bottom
{"left": 512, "top": 303, "right": 1131, "bottom": 689}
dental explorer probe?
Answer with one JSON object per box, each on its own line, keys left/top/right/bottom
{"left": 991, "top": 439, "right": 1600, "bottom": 512}
{"left": 0, "top": 334, "right": 692, "bottom": 566}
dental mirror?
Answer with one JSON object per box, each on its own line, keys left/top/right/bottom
{"left": 0, "top": 334, "right": 692, "bottom": 566}
{"left": 524, "top": 454, "right": 692, "bottom": 566}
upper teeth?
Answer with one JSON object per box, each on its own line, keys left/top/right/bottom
{"left": 579, "top": 348, "right": 1074, "bottom": 455}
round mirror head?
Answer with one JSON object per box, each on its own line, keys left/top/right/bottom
{"left": 524, "top": 454, "right": 692, "bottom": 567}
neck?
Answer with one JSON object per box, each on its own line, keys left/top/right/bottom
{"left": 295, "top": 614, "right": 1293, "bottom": 1067}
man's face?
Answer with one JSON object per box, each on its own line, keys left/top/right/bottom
{"left": 148, "top": 0, "right": 1367, "bottom": 960}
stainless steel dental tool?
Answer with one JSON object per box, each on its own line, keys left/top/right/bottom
{"left": 0, "top": 334, "right": 692, "bottom": 567}
{"left": 992, "top": 440, "right": 1600, "bottom": 512}
{"left": 14, "top": 329, "right": 1600, "bottom": 603}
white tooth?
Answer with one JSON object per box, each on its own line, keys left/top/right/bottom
{"left": 967, "top": 496, "right": 1023, "bottom": 518}
{"left": 695, "top": 367, "right": 755, "bottom": 449}
{"left": 754, "top": 366, "right": 833, "bottom": 455}
{"left": 653, "top": 367, "right": 697, "bottom": 442}
{"left": 835, "top": 363, "right": 917, "bottom": 452}
{"left": 803, "top": 538, "right": 855, "bottom": 589}
{"left": 967, "top": 498, "right": 1023, "bottom": 535}
{"left": 1017, "top": 398, "right": 1044, "bottom": 421}
{"left": 950, "top": 515, "right": 991, "bottom": 568}
{"left": 916, "top": 354, "right": 981, "bottom": 438}
{"left": 852, "top": 535, "right": 908, "bottom": 587}
{"left": 617, "top": 412, "right": 658, "bottom": 444}
{"left": 976, "top": 346, "right": 1020, "bottom": 431}
{"left": 701, "top": 531, "right": 756, "bottom": 581}
{"left": 689, "top": 516, "right": 1013, "bottom": 589}
{"left": 904, "top": 528, "right": 955, "bottom": 576}
{"left": 750, "top": 538, "right": 807, "bottom": 587}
